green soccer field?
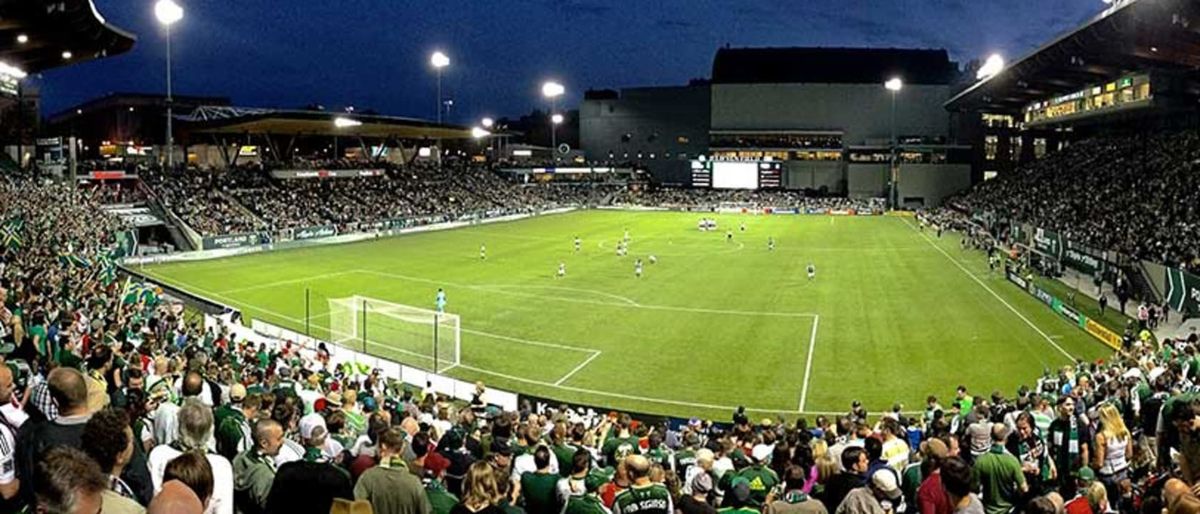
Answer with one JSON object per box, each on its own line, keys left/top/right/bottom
{"left": 140, "top": 210, "right": 1116, "bottom": 420}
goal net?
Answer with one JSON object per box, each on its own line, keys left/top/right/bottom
{"left": 327, "top": 295, "right": 461, "bottom": 373}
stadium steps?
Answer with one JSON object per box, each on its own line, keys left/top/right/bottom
{"left": 137, "top": 180, "right": 199, "bottom": 251}
{"left": 218, "top": 189, "right": 269, "bottom": 229}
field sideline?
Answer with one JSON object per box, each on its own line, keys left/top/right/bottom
{"left": 140, "top": 210, "right": 1114, "bottom": 420}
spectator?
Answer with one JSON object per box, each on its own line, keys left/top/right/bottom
{"left": 520, "top": 445, "right": 561, "bottom": 514}
{"left": 720, "top": 445, "right": 779, "bottom": 507}
{"left": 215, "top": 387, "right": 258, "bottom": 460}
{"left": 264, "top": 411, "right": 353, "bottom": 514}
{"left": 915, "top": 439, "right": 952, "bottom": 514}
{"left": 820, "top": 447, "right": 867, "bottom": 511}
{"left": 452, "top": 461, "right": 505, "bottom": 514}
{"left": 164, "top": 451, "right": 215, "bottom": 509}
{"left": 354, "top": 427, "right": 431, "bottom": 514}
{"left": 765, "top": 464, "right": 827, "bottom": 514}
{"left": 563, "top": 472, "right": 611, "bottom": 514}
{"left": 0, "top": 365, "right": 21, "bottom": 509}
{"left": 1092, "top": 404, "right": 1131, "bottom": 503}
{"left": 16, "top": 367, "right": 91, "bottom": 504}
{"left": 612, "top": 455, "right": 672, "bottom": 514}
{"left": 1047, "top": 397, "right": 1090, "bottom": 496}
{"left": 233, "top": 419, "right": 284, "bottom": 514}
{"left": 1005, "top": 412, "right": 1054, "bottom": 498}
{"left": 972, "top": 424, "right": 1026, "bottom": 514}
{"left": 29, "top": 447, "right": 108, "bottom": 514}
{"left": 834, "top": 468, "right": 901, "bottom": 514}
{"left": 81, "top": 408, "right": 144, "bottom": 514}
{"left": 938, "top": 458, "right": 983, "bottom": 514}
{"left": 147, "top": 398, "right": 234, "bottom": 514}
{"left": 149, "top": 480, "right": 205, "bottom": 514}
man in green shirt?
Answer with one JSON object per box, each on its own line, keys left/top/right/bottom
{"left": 423, "top": 453, "right": 458, "bottom": 514}
{"left": 720, "top": 446, "right": 779, "bottom": 508}
{"left": 564, "top": 472, "right": 611, "bottom": 514}
{"left": 612, "top": 455, "right": 672, "bottom": 514}
{"left": 521, "top": 446, "right": 563, "bottom": 514}
{"left": 972, "top": 424, "right": 1027, "bottom": 514}
{"left": 601, "top": 415, "right": 641, "bottom": 467}
{"left": 355, "top": 427, "right": 432, "bottom": 514}
{"left": 233, "top": 419, "right": 284, "bottom": 514}
{"left": 1158, "top": 392, "right": 1200, "bottom": 483}
{"left": 718, "top": 480, "right": 759, "bottom": 514}
{"left": 216, "top": 387, "right": 259, "bottom": 461}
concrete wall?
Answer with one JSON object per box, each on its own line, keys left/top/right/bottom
{"left": 848, "top": 164, "right": 888, "bottom": 199}
{"left": 711, "top": 83, "right": 952, "bottom": 145}
{"left": 783, "top": 160, "right": 844, "bottom": 194}
{"left": 580, "top": 85, "right": 710, "bottom": 162}
{"left": 897, "top": 164, "right": 972, "bottom": 207}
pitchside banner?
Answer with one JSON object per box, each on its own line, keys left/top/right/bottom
{"left": 202, "top": 232, "right": 265, "bottom": 250}
{"left": 294, "top": 224, "right": 337, "bottom": 241}
{"left": 1165, "top": 267, "right": 1200, "bottom": 316}
{"left": 1063, "top": 240, "right": 1106, "bottom": 276}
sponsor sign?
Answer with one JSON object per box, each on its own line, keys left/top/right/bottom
{"left": 294, "top": 224, "right": 337, "bottom": 241}
{"left": 1085, "top": 318, "right": 1123, "bottom": 350}
{"left": 271, "top": 169, "right": 386, "bottom": 179}
{"left": 1033, "top": 286, "right": 1054, "bottom": 306}
{"left": 202, "top": 232, "right": 264, "bottom": 250}
{"left": 1006, "top": 270, "right": 1028, "bottom": 289}
{"left": 1063, "top": 240, "right": 1105, "bottom": 276}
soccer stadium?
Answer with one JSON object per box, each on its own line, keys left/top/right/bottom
{"left": 4, "top": 0, "right": 1200, "bottom": 514}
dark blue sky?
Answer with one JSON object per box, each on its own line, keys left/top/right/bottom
{"left": 36, "top": 0, "right": 1100, "bottom": 122}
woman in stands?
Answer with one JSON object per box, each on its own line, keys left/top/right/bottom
{"left": 1093, "top": 403, "right": 1132, "bottom": 504}
{"left": 451, "top": 461, "right": 505, "bottom": 514}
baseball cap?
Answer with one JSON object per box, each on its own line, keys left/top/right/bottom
{"left": 871, "top": 469, "right": 902, "bottom": 500}
{"left": 324, "top": 391, "right": 343, "bottom": 408}
{"left": 229, "top": 384, "right": 247, "bottom": 402}
{"left": 424, "top": 451, "right": 451, "bottom": 477}
{"left": 691, "top": 473, "right": 714, "bottom": 494}
{"left": 751, "top": 445, "right": 773, "bottom": 463}
{"left": 1075, "top": 467, "right": 1096, "bottom": 482}
{"left": 299, "top": 412, "right": 328, "bottom": 441}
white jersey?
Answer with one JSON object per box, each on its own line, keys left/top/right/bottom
{"left": 558, "top": 264, "right": 566, "bottom": 276}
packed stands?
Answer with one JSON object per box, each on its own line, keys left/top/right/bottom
{"left": 957, "top": 130, "right": 1200, "bottom": 271}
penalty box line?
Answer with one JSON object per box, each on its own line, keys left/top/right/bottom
{"left": 140, "top": 269, "right": 821, "bottom": 412}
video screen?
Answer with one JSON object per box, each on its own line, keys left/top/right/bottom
{"left": 711, "top": 162, "right": 759, "bottom": 189}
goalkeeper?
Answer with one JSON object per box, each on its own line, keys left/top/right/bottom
{"left": 435, "top": 288, "right": 447, "bottom": 313}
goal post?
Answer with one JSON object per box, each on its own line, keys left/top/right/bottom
{"left": 327, "top": 295, "right": 461, "bottom": 373}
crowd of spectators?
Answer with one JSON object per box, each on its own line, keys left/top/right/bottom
{"left": 957, "top": 130, "right": 1200, "bottom": 270}
{"left": 612, "top": 189, "right": 886, "bottom": 213}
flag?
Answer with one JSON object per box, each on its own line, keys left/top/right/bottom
{"left": 121, "top": 277, "right": 142, "bottom": 305}
{"left": 1, "top": 218, "right": 22, "bottom": 251}
{"left": 98, "top": 252, "right": 117, "bottom": 286}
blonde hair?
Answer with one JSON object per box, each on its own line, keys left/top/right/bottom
{"left": 811, "top": 439, "right": 837, "bottom": 483}
{"left": 462, "top": 462, "right": 500, "bottom": 510}
{"left": 1098, "top": 404, "right": 1131, "bottom": 441}
{"left": 1086, "top": 481, "right": 1108, "bottom": 513}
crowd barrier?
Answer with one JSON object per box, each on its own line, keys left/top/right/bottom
{"left": 1005, "top": 269, "right": 1123, "bottom": 350}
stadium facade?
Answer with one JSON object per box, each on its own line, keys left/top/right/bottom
{"left": 581, "top": 46, "right": 974, "bottom": 206}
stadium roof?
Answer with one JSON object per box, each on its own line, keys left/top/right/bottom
{"left": 0, "top": 0, "right": 135, "bottom": 74}
{"left": 945, "top": 0, "right": 1200, "bottom": 113}
{"left": 180, "top": 107, "right": 475, "bottom": 139}
{"left": 711, "top": 47, "right": 958, "bottom": 86}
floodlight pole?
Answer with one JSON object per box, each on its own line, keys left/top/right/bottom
{"left": 433, "top": 313, "right": 440, "bottom": 374}
{"left": 165, "top": 21, "right": 174, "bottom": 169}
{"left": 436, "top": 68, "right": 443, "bottom": 124}
{"left": 550, "top": 97, "right": 558, "bottom": 158}
{"left": 889, "top": 88, "right": 897, "bottom": 209}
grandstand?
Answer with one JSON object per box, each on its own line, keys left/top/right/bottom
{"left": 6, "top": 1, "right": 1200, "bottom": 514}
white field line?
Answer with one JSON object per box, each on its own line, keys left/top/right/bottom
{"left": 554, "top": 351, "right": 603, "bottom": 386}
{"left": 460, "top": 328, "right": 597, "bottom": 353}
{"left": 357, "top": 269, "right": 816, "bottom": 317}
{"left": 221, "top": 270, "right": 359, "bottom": 295}
{"left": 900, "top": 218, "right": 1075, "bottom": 362}
{"left": 798, "top": 315, "right": 820, "bottom": 412}
{"left": 474, "top": 284, "right": 640, "bottom": 306}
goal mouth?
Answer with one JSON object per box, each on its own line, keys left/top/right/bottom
{"left": 327, "top": 295, "right": 461, "bottom": 374}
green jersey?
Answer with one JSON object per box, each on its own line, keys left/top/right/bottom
{"left": 602, "top": 437, "right": 641, "bottom": 466}
{"left": 565, "top": 495, "right": 611, "bottom": 514}
{"left": 973, "top": 445, "right": 1026, "bottom": 514}
{"left": 426, "top": 481, "right": 458, "bottom": 514}
{"left": 645, "top": 447, "right": 674, "bottom": 472}
{"left": 612, "top": 483, "right": 672, "bottom": 514}
{"left": 521, "top": 471, "right": 562, "bottom": 514}
{"left": 723, "top": 466, "right": 779, "bottom": 507}
{"left": 554, "top": 443, "right": 582, "bottom": 477}
{"left": 674, "top": 449, "right": 697, "bottom": 477}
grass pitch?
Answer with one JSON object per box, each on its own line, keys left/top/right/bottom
{"left": 142, "top": 210, "right": 1116, "bottom": 420}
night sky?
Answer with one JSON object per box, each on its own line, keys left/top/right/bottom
{"left": 36, "top": 0, "right": 1101, "bottom": 122}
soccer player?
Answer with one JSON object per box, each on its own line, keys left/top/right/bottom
{"left": 635, "top": 259, "right": 643, "bottom": 278}
{"left": 624, "top": 228, "right": 631, "bottom": 243}
{"left": 649, "top": 255, "right": 657, "bottom": 264}
{"left": 435, "top": 288, "right": 447, "bottom": 313}
{"left": 557, "top": 262, "right": 566, "bottom": 279}
{"left": 740, "top": 222, "right": 746, "bottom": 232}
{"left": 726, "top": 230, "right": 733, "bottom": 243}
{"left": 480, "top": 243, "right": 487, "bottom": 261}
{"left": 768, "top": 237, "right": 775, "bottom": 251}
{"left": 574, "top": 236, "right": 582, "bottom": 252}
{"left": 807, "top": 263, "right": 816, "bottom": 280}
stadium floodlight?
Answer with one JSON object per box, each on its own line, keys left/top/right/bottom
{"left": 885, "top": 77, "right": 902, "bottom": 210}
{"left": 471, "top": 126, "right": 490, "bottom": 139}
{"left": 0, "top": 61, "right": 28, "bottom": 79}
{"left": 481, "top": 117, "right": 494, "bottom": 128}
{"left": 155, "top": 0, "right": 184, "bottom": 25}
{"left": 976, "top": 53, "right": 1005, "bottom": 80}
{"left": 541, "top": 81, "right": 565, "bottom": 98}
{"left": 551, "top": 113, "right": 564, "bottom": 124}
{"left": 16, "top": 34, "right": 28, "bottom": 45}
{"left": 884, "top": 77, "right": 903, "bottom": 91}
{"left": 333, "top": 117, "right": 362, "bottom": 128}
{"left": 61, "top": 51, "right": 72, "bottom": 60}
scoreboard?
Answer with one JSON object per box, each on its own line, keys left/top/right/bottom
{"left": 691, "top": 159, "right": 783, "bottom": 190}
